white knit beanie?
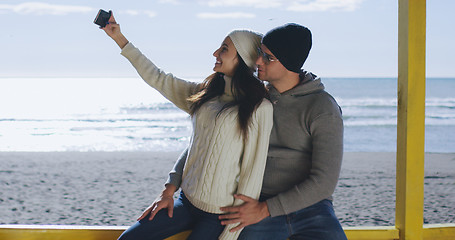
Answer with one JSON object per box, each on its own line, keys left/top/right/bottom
{"left": 228, "top": 29, "right": 263, "bottom": 71}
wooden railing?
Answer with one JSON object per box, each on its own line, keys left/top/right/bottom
{"left": 0, "top": 224, "right": 454, "bottom": 240}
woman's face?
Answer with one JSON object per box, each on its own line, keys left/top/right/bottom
{"left": 213, "top": 37, "right": 239, "bottom": 77}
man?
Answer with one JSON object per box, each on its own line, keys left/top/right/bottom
{"left": 218, "top": 23, "right": 347, "bottom": 239}
{"left": 166, "top": 23, "right": 346, "bottom": 239}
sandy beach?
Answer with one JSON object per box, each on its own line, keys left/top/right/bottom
{"left": 1, "top": 151, "right": 454, "bottom": 227}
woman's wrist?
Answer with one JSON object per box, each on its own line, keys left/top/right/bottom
{"left": 162, "top": 184, "right": 177, "bottom": 197}
{"left": 112, "top": 33, "right": 129, "bottom": 49}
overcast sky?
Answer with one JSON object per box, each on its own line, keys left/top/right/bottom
{"left": 1, "top": 0, "right": 453, "bottom": 78}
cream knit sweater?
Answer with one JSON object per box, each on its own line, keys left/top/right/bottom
{"left": 121, "top": 42, "right": 273, "bottom": 240}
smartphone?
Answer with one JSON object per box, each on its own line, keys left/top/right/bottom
{"left": 94, "top": 9, "right": 111, "bottom": 28}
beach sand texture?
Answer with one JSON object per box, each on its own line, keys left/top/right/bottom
{"left": 1, "top": 152, "right": 454, "bottom": 227}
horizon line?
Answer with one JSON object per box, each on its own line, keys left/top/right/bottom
{"left": 1, "top": 76, "right": 454, "bottom": 79}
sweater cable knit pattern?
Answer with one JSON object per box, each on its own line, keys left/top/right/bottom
{"left": 121, "top": 42, "right": 273, "bottom": 240}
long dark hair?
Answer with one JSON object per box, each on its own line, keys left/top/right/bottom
{"left": 188, "top": 55, "right": 267, "bottom": 140}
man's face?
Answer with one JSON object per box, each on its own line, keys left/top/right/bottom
{"left": 256, "top": 44, "right": 289, "bottom": 84}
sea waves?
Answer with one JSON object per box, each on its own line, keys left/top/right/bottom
{"left": 0, "top": 78, "right": 453, "bottom": 152}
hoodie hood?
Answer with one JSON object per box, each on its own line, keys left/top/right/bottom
{"left": 268, "top": 71, "right": 324, "bottom": 102}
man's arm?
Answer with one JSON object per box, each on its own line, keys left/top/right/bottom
{"left": 220, "top": 111, "right": 343, "bottom": 229}
{"left": 266, "top": 113, "right": 343, "bottom": 216}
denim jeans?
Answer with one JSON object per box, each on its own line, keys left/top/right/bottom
{"left": 118, "top": 192, "right": 225, "bottom": 240}
{"left": 238, "top": 199, "right": 347, "bottom": 240}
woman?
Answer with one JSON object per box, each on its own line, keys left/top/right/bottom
{"left": 101, "top": 12, "right": 273, "bottom": 240}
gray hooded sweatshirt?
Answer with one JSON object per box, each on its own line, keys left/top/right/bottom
{"left": 262, "top": 71, "right": 344, "bottom": 217}
{"left": 167, "top": 71, "right": 343, "bottom": 217}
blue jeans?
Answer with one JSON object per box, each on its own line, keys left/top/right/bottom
{"left": 118, "top": 192, "right": 225, "bottom": 240}
{"left": 238, "top": 199, "right": 347, "bottom": 240}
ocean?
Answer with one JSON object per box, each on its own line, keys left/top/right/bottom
{"left": 0, "top": 77, "right": 453, "bottom": 153}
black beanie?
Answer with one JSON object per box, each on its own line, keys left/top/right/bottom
{"left": 262, "top": 23, "right": 312, "bottom": 73}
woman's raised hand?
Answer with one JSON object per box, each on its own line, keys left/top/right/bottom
{"left": 100, "top": 11, "right": 129, "bottom": 49}
{"left": 101, "top": 13, "right": 119, "bottom": 37}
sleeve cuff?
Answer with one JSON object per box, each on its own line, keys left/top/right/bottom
{"left": 120, "top": 42, "right": 135, "bottom": 55}
{"left": 266, "top": 196, "right": 286, "bottom": 217}
{"left": 165, "top": 174, "right": 182, "bottom": 189}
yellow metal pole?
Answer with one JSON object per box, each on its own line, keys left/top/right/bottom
{"left": 396, "top": 0, "right": 426, "bottom": 239}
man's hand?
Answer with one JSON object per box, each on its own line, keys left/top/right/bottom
{"left": 219, "top": 194, "right": 270, "bottom": 232}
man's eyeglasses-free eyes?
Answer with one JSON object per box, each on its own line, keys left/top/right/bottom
{"left": 257, "top": 47, "right": 279, "bottom": 65}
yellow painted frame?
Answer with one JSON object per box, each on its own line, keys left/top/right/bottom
{"left": 0, "top": 0, "right": 454, "bottom": 239}
{"left": 0, "top": 225, "right": 400, "bottom": 240}
{"left": 0, "top": 225, "right": 453, "bottom": 240}
{"left": 396, "top": 0, "right": 426, "bottom": 239}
